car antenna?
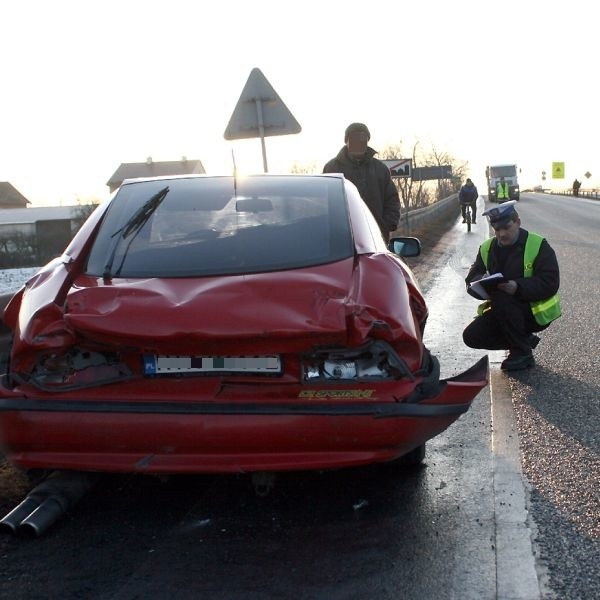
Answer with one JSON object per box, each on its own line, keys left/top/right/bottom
{"left": 232, "top": 149, "right": 238, "bottom": 198}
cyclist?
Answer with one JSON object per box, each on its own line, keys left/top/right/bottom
{"left": 459, "top": 178, "right": 479, "bottom": 224}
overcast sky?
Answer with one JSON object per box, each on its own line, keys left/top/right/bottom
{"left": 1, "top": 0, "right": 596, "bottom": 206}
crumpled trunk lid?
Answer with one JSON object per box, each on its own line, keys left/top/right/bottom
{"left": 12, "top": 255, "right": 423, "bottom": 362}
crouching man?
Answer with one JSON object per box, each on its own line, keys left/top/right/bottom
{"left": 463, "top": 201, "right": 561, "bottom": 371}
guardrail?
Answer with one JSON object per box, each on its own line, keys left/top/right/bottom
{"left": 539, "top": 189, "right": 600, "bottom": 200}
{"left": 393, "top": 193, "right": 459, "bottom": 236}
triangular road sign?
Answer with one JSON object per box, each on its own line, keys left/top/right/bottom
{"left": 224, "top": 68, "right": 301, "bottom": 140}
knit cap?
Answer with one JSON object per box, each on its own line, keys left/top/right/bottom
{"left": 344, "top": 123, "right": 370, "bottom": 142}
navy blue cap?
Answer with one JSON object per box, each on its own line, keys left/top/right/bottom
{"left": 482, "top": 200, "right": 518, "bottom": 229}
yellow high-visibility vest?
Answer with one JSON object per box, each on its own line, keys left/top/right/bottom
{"left": 478, "top": 233, "right": 561, "bottom": 325}
{"left": 496, "top": 182, "right": 510, "bottom": 199}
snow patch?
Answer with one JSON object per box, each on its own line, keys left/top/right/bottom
{"left": 0, "top": 268, "right": 40, "bottom": 296}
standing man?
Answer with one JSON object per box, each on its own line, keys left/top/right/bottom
{"left": 463, "top": 201, "right": 561, "bottom": 371}
{"left": 572, "top": 179, "right": 581, "bottom": 197}
{"left": 496, "top": 176, "right": 510, "bottom": 202}
{"left": 323, "top": 122, "right": 400, "bottom": 240}
{"left": 459, "top": 178, "right": 479, "bottom": 224}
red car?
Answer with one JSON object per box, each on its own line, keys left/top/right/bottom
{"left": 0, "top": 174, "right": 488, "bottom": 474}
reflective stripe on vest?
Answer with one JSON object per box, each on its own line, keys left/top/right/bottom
{"left": 523, "top": 233, "right": 562, "bottom": 325}
{"left": 478, "top": 233, "right": 561, "bottom": 325}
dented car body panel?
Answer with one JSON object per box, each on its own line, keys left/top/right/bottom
{"left": 0, "top": 174, "right": 488, "bottom": 473}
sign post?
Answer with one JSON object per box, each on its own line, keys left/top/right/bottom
{"left": 224, "top": 68, "right": 301, "bottom": 172}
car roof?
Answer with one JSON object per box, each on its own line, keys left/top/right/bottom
{"left": 120, "top": 173, "right": 346, "bottom": 186}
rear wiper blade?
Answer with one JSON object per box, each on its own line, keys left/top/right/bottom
{"left": 113, "top": 185, "right": 170, "bottom": 239}
{"left": 102, "top": 186, "right": 169, "bottom": 280}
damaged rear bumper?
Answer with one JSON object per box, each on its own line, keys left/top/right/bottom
{"left": 0, "top": 357, "right": 488, "bottom": 473}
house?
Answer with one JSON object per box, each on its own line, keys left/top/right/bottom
{"left": 0, "top": 206, "right": 86, "bottom": 237}
{"left": 106, "top": 157, "right": 205, "bottom": 193}
{"left": 0, "top": 182, "right": 30, "bottom": 209}
{"left": 0, "top": 204, "right": 96, "bottom": 268}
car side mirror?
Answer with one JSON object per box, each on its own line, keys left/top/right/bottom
{"left": 388, "top": 236, "right": 421, "bottom": 257}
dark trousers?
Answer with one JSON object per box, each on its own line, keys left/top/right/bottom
{"left": 463, "top": 292, "right": 547, "bottom": 355}
{"left": 461, "top": 201, "right": 476, "bottom": 221}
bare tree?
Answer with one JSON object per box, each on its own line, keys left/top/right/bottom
{"left": 286, "top": 140, "right": 467, "bottom": 212}
{"left": 428, "top": 145, "right": 468, "bottom": 198}
{"left": 379, "top": 141, "right": 468, "bottom": 209}
{"left": 0, "top": 232, "right": 38, "bottom": 268}
{"left": 290, "top": 161, "right": 318, "bottom": 174}
{"left": 379, "top": 142, "right": 432, "bottom": 210}
{"left": 71, "top": 200, "right": 100, "bottom": 233}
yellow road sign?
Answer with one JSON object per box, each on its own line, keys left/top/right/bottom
{"left": 552, "top": 162, "right": 565, "bottom": 179}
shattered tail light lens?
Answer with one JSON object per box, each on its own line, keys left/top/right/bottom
{"left": 20, "top": 347, "right": 132, "bottom": 392}
{"left": 301, "top": 341, "right": 415, "bottom": 382}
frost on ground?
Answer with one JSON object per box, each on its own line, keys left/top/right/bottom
{"left": 0, "top": 267, "right": 40, "bottom": 295}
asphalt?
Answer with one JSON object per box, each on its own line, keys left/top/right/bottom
{"left": 413, "top": 194, "right": 600, "bottom": 600}
{"left": 412, "top": 207, "right": 544, "bottom": 599}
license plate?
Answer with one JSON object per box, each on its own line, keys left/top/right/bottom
{"left": 143, "top": 355, "right": 282, "bottom": 375}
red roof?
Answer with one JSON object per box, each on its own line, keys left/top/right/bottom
{"left": 0, "top": 182, "right": 30, "bottom": 208}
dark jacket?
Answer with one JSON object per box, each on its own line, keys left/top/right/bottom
{"left": 459, "top": 183, "right": 478, "bottom": 204}
{"left": 465, "top": 229, "right": 560, "bottom": 303}
{"left": 323, "top": 146, "right": 400, "bottom": 237}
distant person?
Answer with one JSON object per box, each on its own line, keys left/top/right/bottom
{"left": 496, "top": 176, "right": 510, "bottom": 202}
{"left": 463, "top": 201, "right": 561, "bottom": 371}
{"left": 458, "top": 178, "right": 479, "bottom": 224}
{"left": 572, "top": 179, "right": 581, "bottom": 197}
{"left": 323, "top": 122, "right": 400, "bottom": 240}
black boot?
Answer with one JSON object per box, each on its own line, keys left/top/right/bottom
{"left": 501, "top": 352, "right": 535, "bottom": 371}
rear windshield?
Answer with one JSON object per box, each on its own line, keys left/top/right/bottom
{"left": 86, "top": 176, "right": 354, "bottom": 278}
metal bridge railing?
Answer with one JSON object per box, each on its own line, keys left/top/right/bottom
{"left": 539, "top": 189, "right": 600, "bottom": 200}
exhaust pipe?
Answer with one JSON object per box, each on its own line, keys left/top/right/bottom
{"left": 0, "top": 470, "right": 97, "bottom": 537}
{"left": 0, "top": 496, "right": 44, "bottom": 534}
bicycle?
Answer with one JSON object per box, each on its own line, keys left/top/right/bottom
{"left": 462, "top": 203, "right": 473, "bottom": 232}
